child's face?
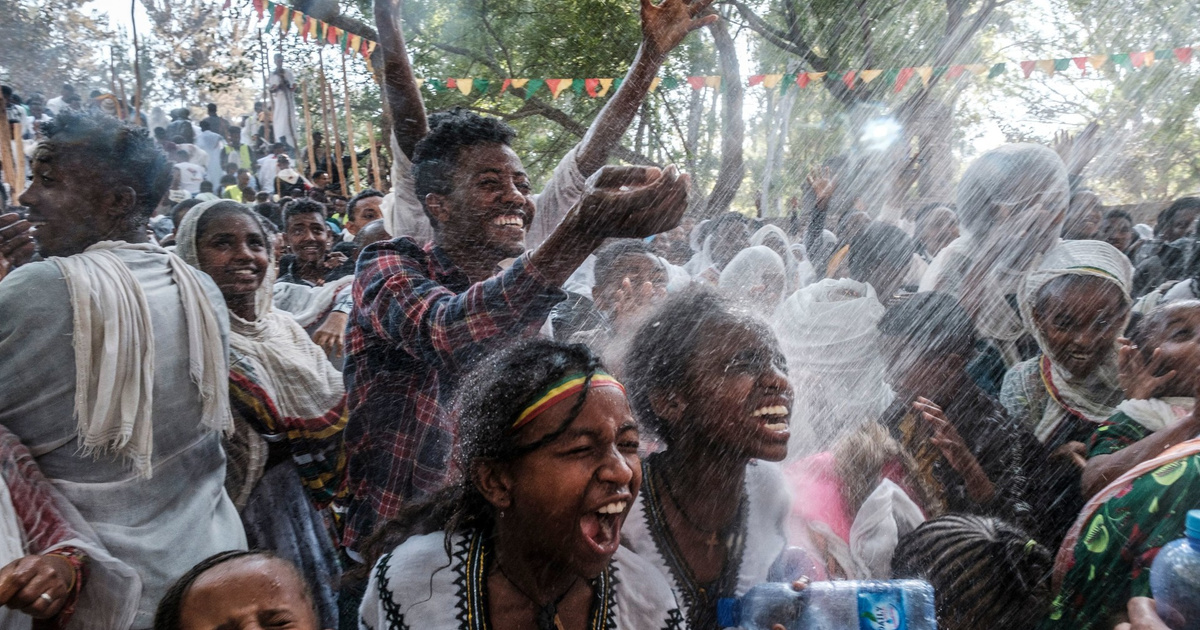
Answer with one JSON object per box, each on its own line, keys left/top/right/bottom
{"left": 880, "top": 335, "right": 966, "bottom": 402}
{"left": 1143, "top": 302, "right": 1200, "bottom": 395}
{"left": 1032, "top": 276, "right": 1128, "bottom": 377}
{"left": 179, "top": 556, "right": 320, "bottom": 630}
{"left": 670, "top": 320, "right": 793, "bottom": 462}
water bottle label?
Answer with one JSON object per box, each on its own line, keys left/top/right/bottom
{"left": 857, "top": 588, "right": 905, "bottom": 630}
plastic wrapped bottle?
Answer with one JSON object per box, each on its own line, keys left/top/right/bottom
{"left": 1150, "top": 509, "right": 1200, "bottom": 629}
{"left": 717, "top": 580, "right": 937, "bottom": 630}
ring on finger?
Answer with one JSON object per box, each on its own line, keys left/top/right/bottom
{"left": 39, "top": 592, "right": 52, "bottom": 605}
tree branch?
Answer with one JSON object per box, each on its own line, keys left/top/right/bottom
{"left": 723, "top": 0, "right": 825, "bottom": 69}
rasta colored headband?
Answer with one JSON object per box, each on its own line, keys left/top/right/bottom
{"left": 512, "top": 371, "right": 625, "bottom": 431}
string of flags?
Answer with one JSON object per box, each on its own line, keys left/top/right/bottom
{"left": 253, "top": 0, "right": 377, "bottom": 62}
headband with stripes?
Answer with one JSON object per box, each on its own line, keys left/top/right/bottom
{"left": 512, "top": 372, "right": 626, "bottom": 431}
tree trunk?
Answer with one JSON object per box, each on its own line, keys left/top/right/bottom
{"left": 703, "top": 19, "right": 745, "bottom": 217}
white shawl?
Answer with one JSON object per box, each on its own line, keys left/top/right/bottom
{"left": 1115, "top": 397, "right": 1194, "bottom": 432}
{"left": 49, "top": 240, "right": 230, "bottom": 478}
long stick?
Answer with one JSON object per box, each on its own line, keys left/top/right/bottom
{"left": 318, "top": 55, "right": 335, "bottom": 187}
{"left": 341, "top": 53, "right": 360, "bottom": 194}
{"left": 12, "top": 125, "right": 26, "bottom": 198}
{"left": 328, "top": 81, "right": 347, "bottom": 197}
{"left": 300, "top": 78, "right": 317, "bottom": 176}
{"left": 366, "top": 120, "right": 382, "bottom": 191}
{"left": 0, "top": 110, "right": 17, "bottom": 198}
{"left": 132, "top": 0, "right": 143, "bottom": 125}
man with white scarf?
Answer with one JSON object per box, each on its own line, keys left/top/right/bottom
{"left": 0, "top": 110, "right": 246, "bottom": 628}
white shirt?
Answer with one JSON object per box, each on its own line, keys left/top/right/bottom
{"left": 257, "top": 155, "right": 282, "bottom": 194}
{"left": 45, "top": 96, "right": 67, "bottom": 115}
{"left": 175, "top": 161, "right": 207, "bottom": 194}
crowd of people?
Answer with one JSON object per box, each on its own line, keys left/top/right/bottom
{"left": 1, "top": 1, "right": 1199, "bottom": 630}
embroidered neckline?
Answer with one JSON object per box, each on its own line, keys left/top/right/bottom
{"left": 453, "top": 529, "right": 616, "bottom": 630}
{"left": 641, "top": 457, "right": 748, "bottom": 629}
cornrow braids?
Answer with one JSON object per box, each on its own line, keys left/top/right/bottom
{"left": 892, "top": 514, "right": 1052, "bottom": 630}
{"left": 153, "top": 550, "right": 314, "bottom": 630}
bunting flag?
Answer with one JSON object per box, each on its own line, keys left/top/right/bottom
{"left": 256, "top": 0, "right": 377, "bottom": 64}
{"left": 915, "top": 66, "right": 933, "bottom": 86}
{"left": 860, "top": 69, "right": 883, "bottom": 83}
{"left": 762, "top": 74, "right": 783, "bottom": 88}
{"left": 894, "top": 67, "right": 914, "bottom": 92}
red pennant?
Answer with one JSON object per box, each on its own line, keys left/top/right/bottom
{"left": 544, "top": 78, "right": 562, "bottom": 95}
{"left": 361, "top": 39, "right": 370, "bottom": 58}
{"left": 253, "top": 0, "right": 264, "bottom": 18}
{"left": 301, "top": 16, "right": 310, "bottom": 41}
{"left": 842, "top": 70, "right": 856, "bottom": 89}
{"left": 893, "top": 68, "right": 913, "bottom": 92}
{"left": 500, "top": 79, "right": 512, "bottom": 93}
{"left": 686, "top": 76, "right": 705, "bottom": 90}
{"left": 947, "top": 65, "right": 965, "bottom": 79}
{"left": 222, "top": 0, "right": 231, "bottom": 9}
{"left": 748, "top": 75, "right": 764, "bottom": 87}
{"left": 1176, "top": 47, "right": 1194, "bottom": 64}
{"left": 1020, "top": 60, "right": 1036, "bottom": 77}
{"left": 446, "top": 78, "right": 458, "bottom": 89}
{"left": 797, "top": 73, "right": 810, "bottom": 89}
{"left": 1072, "top": 57, "right": 1087, "bottom": 70}
{"left": 584, "top": 78, "right": 601, "bottom": 97}
{"left": 326, "top": 25, "right": 339, "bottom": 45}
{"left": 1130, "top": 51, "right": 1147, "bottom": 67}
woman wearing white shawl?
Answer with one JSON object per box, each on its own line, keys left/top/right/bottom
{"left": 750, "top": 224, "right": 805, "bottom": 293}
{"left": 719, "top": 245, "right": 788, "bottom": 315}
{"left": 175, "top": 200, "right": 348, "bottom": 627}
{"left": 775, "top": 278, "right": 895, "bottom": 458}
{"left": 920, "top": 143, "right": 1070, "bottom": 368}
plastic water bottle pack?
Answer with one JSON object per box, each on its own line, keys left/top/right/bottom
{"left": 1151, "top": 509, "right": 1200, "bottom": 629}
{"left": 718, "top": 579, "right": 937, "bottom": 630}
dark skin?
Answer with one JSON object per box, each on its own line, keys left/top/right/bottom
{"left": 914, "top": 206, "right": 959, "bottom": 257}
{"left": 476, "top": 386, "right": 640, "bottom": 630}
{"left": 648, "top": 321, "right": 792, "bottom": 582}
{"left": 195, "top": 211, "right": 270, "bottom": 321}
{"left": 1031, "top": 276, "right": 1128, "bottom": 378}
{"left": 1063, "top": 192, "right": 1102, "bottom": 240}
{"left": 592, "top": 254, "right": 668, "bottom": 328}
{"left": 178, "top": 556, "right": 324, "bottom": 630}
{"left": 1082, "top": 302, "right": 1200, "bottom": 498}
{"left": 1099, "top": 215, "right": 1134, "bottom": 253}
{"left": 0, "top": 554, "right": 76, "bottom": 620}
{"left": 1160, "top": 208, "right": 1199, "bottom": 243}
{"left": 283, "top": 211, "right": 339, "bottom": 286}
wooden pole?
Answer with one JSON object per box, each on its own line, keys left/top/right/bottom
{"left": 300, "top": 78, "right": 317, "bottom": 177}
{"left": 0, "top": 113, "right": 18, "bottom": 198}
{"left": 328, "top": 81, "right": 347, "bottom": 197}
{"left": 12, "top": 125, "right": 25, "bottom": 199}
{"left": 318, "top": 55, "right": 335, "bottom": 189}
{"left": 366, "top": 120, "right": 383, "bottom": 191}
{"left": 340, "top": 53, "right": 360, "bottom": 194}
{"left": 131, "top": 0, "right": 143, "bottom": 125}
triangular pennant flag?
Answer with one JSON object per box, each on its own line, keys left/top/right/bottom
{"left": 510, "top": 78, "right": 529, "bottom": 90}
{"left": 894, "top": 67, "right": 914, "bottom": 92}
{"left": 455, "top": 78, "right": 473, "bottom": 96}
{"left": 524, "top": 79, "right": 545, "bottom": 99}
{"left": 880, "top": 68, "right": 899, "bottom": 87}
{"left": 473, "top": 78, "right": 489, "bottom": 95}
{"left": 1072, "top": 57, "right": 1087, "bottom": 70}
{"left": 1089, "top": 54, "right": 1108, "bottom": 70}
{"left": 584, "top": 78, "right": 602, "bottom": 97}
{"left": 840, "top": 70, "right": 855, "bottom": 89}
{"left": 915, "top": 66, "right": 933, "bottom": 86}
{"left": 660, "top": 77, "right": 679, "bottom": 89}
{"left": 762, "top": 74, "right": 782, "bottom": 89}
{"left": 279, "top": 7, "right": 292, "bottom": 33}
{"left": 414, "top": 78, "right": 424, "bottom": 88}
{"left": 1036, "top": 59, "right": 1056, "bottom": 75}
{"left": 933, "top": 66, "right": 948, "bottom": 78}
{"left": 1176, "top": 48, "right": 1194, "bottom": 64}
{"left": 597, "top": 78, "right": 613, "bottom": 97}
{"left": 500, "top": 78, "right": 513, "bottom": 94}
{"left": 445, "top": 78, "right": 458, "bottom": 89}
{"left": 647, "top": 77, "right": 660, "bottom": 92}
{"left": 301, "top": 16, "right": 312, "bottom": 41}
{"left": 796, "top": 73, "right": 810, "bottom": 89}
{"left": 326, "top": 25, "right": 339, "bottom": 45}
{"left": 748, "top": 75, "right": 764, "bottom": 87}
{"left": 807, "top": 72, "right": 827, "bottom": 81}
{"left": 1054, "top": 58, "right": 1070, "bottom": 72}
{"left": 860, "top": 69, "right": 883, "bottom": 83}
{"left": 571, "top": 79, "right": 586, "bottom": 96}
{"left": 826, "top": 71, "right": 841, "bottom": 84}
{"left": 547, "top": 79, "right": 571, "bottom": 98}
{"left": 339, "top": 30, "right": 349, "bottom": 53}
{"left": 946, "top": 66, "right": 965, "bottom": 79}
{"left": 426, "top": 79, "right": 443, "bottom": 92}
{"left": 1112, "top": 53, "right": 1132, "bottom": 68}
{"left": 289, "top": 9, "right": 303, "bottom": 35}
{"left": 687, "top": 76, "right": 705, "bottom": 90}
{"left": 988, "top": 62, "right": 1006, "bottom": 78}
{"left": 1130, "top": 51, "right": 1146, "bottom": 67}
{"left": 1145, "top": 51, "right": 1157, "bottom": 66}
{"left": 1156, "top": 50, "right": 1172, "bottom": 63}
{"left": 266, "top": 2, "right": 282, "bottom": 31}
{"left": 704, "top": 76, "right": 721, "bottom": 89}
{"left": 348, "top": 34, "right": 361, "bottom": 56}
{"left": 362, "top": 40, "right": 375, "bottom": 60}
{"left": 964, "top": 64, "right": 988, "bottom": 75}
{"left": 253, "top": 0, "right": 264, "bottom": 20}
{"left": 1020, "top": 60, "right": 1036, "bottom": 77}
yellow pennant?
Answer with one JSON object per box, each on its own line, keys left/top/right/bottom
{"left": 365, "top": 41, "right": 377, "bottom": 58}
{"left": 280, "top": 7, "right": 293, "bottom": 33}
{"left": 597, "top": 78, "right": 614, "bottom": 97}
{"left": 1036, "top": 59, "right": 1056, "bottom": 75}
{"left": 859, "top": 69, "right": 883, "bottom": 83}
{"left": 964, "top": 64, "right": 989, "bottom": 74}
{"left": 648, "top": 77, "right": 662, "bottom": 92}
{"left": 1089, "top": 54, "right": 1109, "bottom": 70}
{"left": 549, "top": 79, "right": 572, "bottom": 98}
{"left": 510, "top": 78, "right": 530, "bottom": 89}
{"left": 915, "top": 66, "right": 933, "bottom": 85}
{"left": 1145, "top": 51, "right": 1156, "bottom": 66}
{"left": 291, "top": 10, "right": 303, "bottom": 33}
{"left": 348, "top": 33, "right": 362, "bottom": 54}
{"left": 415, "top": 78, "right": 424, "bottom": 88}
{"left": 808, "top": 71, "right": 827, "bottom": 81}
{"left": 762, "top": 74, "right": 783, "bottom": 89}
{"left": 456, "top": 78, "right": 473, "bottom": 95}
{"left": 704, "top": 75, "right": 721, "bottom": 89}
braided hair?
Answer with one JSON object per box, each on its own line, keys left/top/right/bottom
{"left": 358, "top": 338, "right": 607, "bottom": 572}
{"left": 892, "top": 514, "right": 1052, "bottom": 630}
{"left": 153, "top": 550, "right": 314, "bottom": 630}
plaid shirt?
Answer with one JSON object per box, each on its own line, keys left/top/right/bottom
{"left": 339, "top": 237, "right": 566, "bottom": 551}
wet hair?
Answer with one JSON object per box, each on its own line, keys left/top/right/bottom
{"left": 282, "top": 198, "right": 326, "bottom": 228}
{"left": 170, "top": 198, "right": 204, "bottom": 229}
{"left": 228, "top": 125, "right": 241, "bottom": 136}
{"left": 1103, "top": 209, "right": 1133, "bottom": 226}
{"left": 845, "top": 222, "right": 915, "bottom": 285}
{"left": 219, "top": 175, "right": 236, "bottom": 187}
{"left": 411, "top": 107, "right": 517, "bottom": 227}
{"left": 253, "top": 202, "right": 282, "bottom": 229}
{"left": 206, "top": 103, "right": 217, "bottom": 114}
{"left": 41, "top": 110, "right": 171, "bottom": 221}
{"left": 312, "top": 170, "right": 328, "bottom": 180}
{"left": 593, "top": 240, "right": 660, "bottom": 293}
{"left": 833, "top": 422, "right": 939, "bottom": 519}
{"left": 1129, "top": 300, "right": 1200, "bottom": 361}
{"left": 359, "top": 339, "right": 606, "bottom": 570}
{"left": 199, "top": 180, "right": 213, "bottom": 193}
{"left": 153, "top": 550, "right": 314, "bottom": 630}
{"left": 198, "top": 119, "right": 211, "bottom": 132}
{"left": 892, "top": 514, "right": 1052, "bottom": 630}
{"left": 346, "top": 188, "right": 384, "bottom": 221}
{"left": 1154, "top": 197, "right": 1200, "bottom": 237}
{"left": 878, "top": 292, "right": 977, "bottom": 358}
{"left": 623, "top": 286, "right": 770, "bottom": 443}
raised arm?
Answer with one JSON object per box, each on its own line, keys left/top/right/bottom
{"left": 374, "top": 0, "right": 428, "bottom": 159}
{"left": 572, "top": 0, "right": 717, "bottom": 176}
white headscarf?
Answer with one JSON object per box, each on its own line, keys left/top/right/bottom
{"left": 775, "top": 278, "right": 894, "bottom": 456}
{"left": 719, "top": 245, "right": 787, "bottom": 314}
{"left": 751, "top": 224, "right": 803, "bottom": 293}
{"left": 48, "top": 239, "right": 230, "bottom": 479}
{"left": 1018, "top": 239, "right": 1133, "bottom": 441}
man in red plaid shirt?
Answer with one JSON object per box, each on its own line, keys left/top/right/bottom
{"left": 338, "top": 0, "right": 715, "bottom": 555}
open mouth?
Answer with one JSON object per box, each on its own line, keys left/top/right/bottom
{"left": 751, "top": 404, "right": 791, "bottom": 433}
{"left": 580, "top": 498, "right": 628, "bottom": 556}
{"left": 230, "top": 268, "right": 259, "bottom": 278}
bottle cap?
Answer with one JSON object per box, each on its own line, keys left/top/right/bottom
{"left": 1187, "top": 510, "right": 1200, "bottom": 541}
{"left": 716, "top": 597, "right": 740, "bottom": 628}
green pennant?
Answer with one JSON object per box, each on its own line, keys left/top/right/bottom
{"left": 933, "top": 66, "right": 948, "bottom": 78}
{"left": 660, "top": 76, "right": 679, "bottom": 90}
{"left": 612, "top": 77, "right": 623, "bottom": 91}
{"left": 1112, "top": 53, "right": 1132, "bottom": 68}
{"left": 1054, "top": 58, "right": 1070, "bottom": 71}
{"left": 827, "top": 71, "right": 842, "bottom": 83}
{"left": 264, "top": 1, "right": 278, "bottom": 31}
{"left": 429, "top": 79, "right": 447, "bottom": 93}
{"left": 339, "top": 30, "right": 349, "bottom": 53}
{"left": 780, "top": 73, "right": 796, "bottom": 94}
{"left": 1156, "top": 49, "right": 1173, "bottom": 62}
{"left": 880, "top": 68, "right": 899, "bottom": 87}
{"left": 523, "top": 79, "right": 545, "bottom": 99}
{"left": 473, "top": 78, "right": 490, "bottom": 94}
{"left": 987, "top": 62, "right": 1006, "bottom": 78}
{"left": 571, "top": 78, "right": 586, "bottom": 96}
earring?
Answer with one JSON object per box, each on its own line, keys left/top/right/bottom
{"left": 498, "top": 510, "right": 505, "bottom": 519}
